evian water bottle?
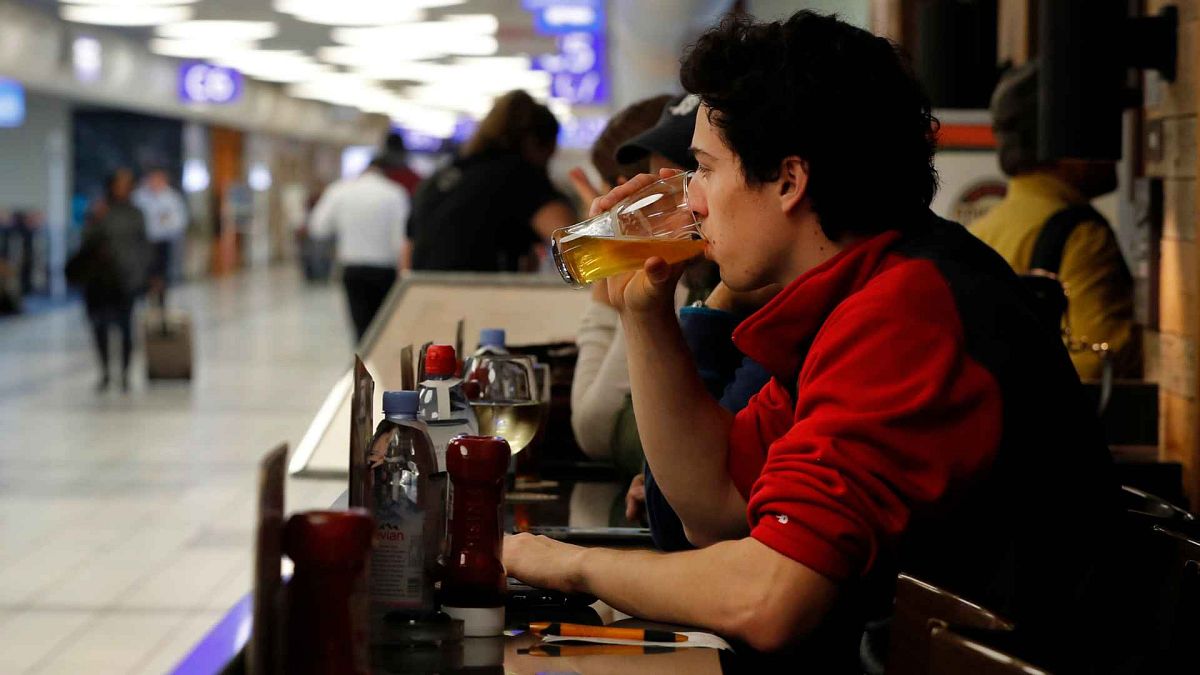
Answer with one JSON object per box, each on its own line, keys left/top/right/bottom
{"left": 365, "top": 390, "right": 445, "bottom": 623}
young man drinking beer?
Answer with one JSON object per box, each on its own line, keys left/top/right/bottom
{"left": 504, "top": 11, "right": 1120, "bottom": 671}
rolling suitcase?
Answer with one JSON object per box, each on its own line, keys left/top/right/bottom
{"left": 144, "top": 307, "right": 193, "bottom": 380}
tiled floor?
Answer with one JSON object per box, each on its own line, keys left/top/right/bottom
{"left": 0, "top": 267, "right": 353, "bottom": 674}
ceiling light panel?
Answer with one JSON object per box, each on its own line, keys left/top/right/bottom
{"left": 157, "top": 20, "right": 278, "bottom": 42}
{"left": 149, "top": 38, "right": 258, "bottom": 59}
{"left": 61, "top": 0, "right": 200, "bottom": 5}
{"left": 333, "top": 31, "right": 498, "bottom": 56}
{"left": 387, "top": 98, "right": 460, "bottom": 132}
{"left": 317, "top": 45, "right": 447, "bottom": 66}
{"left": 441, "top": 14, "right": 500, "bottom": 33}
{"left": 61, "top": 4, "right": 194, "bottom": 26}
{"left": 215, "top": 50, "right": 332, "bottom": 83}
{"left": 331, "top": 14, "right": 500, "bottom": 57}
{"left": 355, "top": 61, "right": 550, "bottom": 96}
{"left": 273, "top": 0, "right": 426, "bottom": 27}
{"left": 401, "top": 84, "right": 494, "bottom": 116}
{"left": 287, "top": 73, "right": 390, "bottom": 108}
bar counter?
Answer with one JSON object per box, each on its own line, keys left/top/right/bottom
{"left": 173, "top": 477, "right": 739, "bottom": 674}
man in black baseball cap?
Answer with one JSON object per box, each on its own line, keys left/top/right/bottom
{"left": 616, "top": 93, "right": 701, "bottom": 174}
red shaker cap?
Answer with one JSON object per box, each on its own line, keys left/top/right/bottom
{"left": 425, "top": 345, "right": 458, "bottom": 376}
{"left": 283, "top": 509, "right": 374, "bottom": 570}
{"left": 447, "top": 435, "right": 511, "bottom": 478}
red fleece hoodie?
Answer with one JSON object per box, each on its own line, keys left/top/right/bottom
{"left": 728, "top": 230, "right": 1004, "bottom": 582}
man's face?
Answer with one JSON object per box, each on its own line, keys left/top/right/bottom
{"left": 112, "top": 172, "right": 135, "bottom": 201}
{"left": 147, "top": 171, "right": 168, "bottom": 192}
{"left": 688, "top": 106, "right": 792, "bottom": 291}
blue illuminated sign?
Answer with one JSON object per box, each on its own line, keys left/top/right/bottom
{"left": 524, "top": 0, "right": 603, "bottom": 34}
{"left": 0, "top": 79, "right": 25, "bottom": 128}
{"left": 393, "top": 126, "right": 447, "bottom": 153}
{"left": 528, "top": 0, "right": 608, "bottom": 105}
{"left": 179, "top": 62, "right": 243, "bottom": 105}
{"left": 453, "top": 118, "right": 478, "bottom": 145}
{"left": 558, "top": 114, "right": 607, "bottom": 149}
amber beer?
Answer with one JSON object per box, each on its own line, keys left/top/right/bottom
{"left": 557, "top": 235, "right": 706, "bottom": 286}
{"left": 551, "top": 172, "right": 703, "bottom": 286}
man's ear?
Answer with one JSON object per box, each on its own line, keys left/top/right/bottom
{"left": 778, "top": 156, "right": 809, "bottom": 214}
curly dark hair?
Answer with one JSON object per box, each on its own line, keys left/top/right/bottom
{"left": 680, "top": 11, "right": 939, "bottom": 241}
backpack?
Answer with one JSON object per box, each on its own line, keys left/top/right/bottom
{"left": 1020, "top": 205, "right": 1104, "bottom": 332}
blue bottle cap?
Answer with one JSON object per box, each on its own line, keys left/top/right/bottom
{"left": 478, "top": 328, "right": 506, "bottom": 348}
{"left": 382, "top": 390, "right": 419, "bottom": 415}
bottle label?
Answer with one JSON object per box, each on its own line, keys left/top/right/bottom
{"left": 419, "top": 378, "right": 466, "bottom": 422}
{"left": 371, "top": 490, "right": 427, "bottom": 609}
{"left": 426, "top": 422, "right": 473, "bottom": 472}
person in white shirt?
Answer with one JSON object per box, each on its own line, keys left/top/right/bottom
{"left": 309, "top": 158, "right": 411, "bottom": 342}
{"left": 132, "top": 168, "right": 189, "bottom": 304}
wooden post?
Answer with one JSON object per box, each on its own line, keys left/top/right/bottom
{"left": 1146, "top": 1, "right": 1200, "bottom": 506}
{"left": 871, "top": 0, "right": 905, "bottom": 41}
{"left": 997, "top": 0, "right": 1036, "bottom": 66}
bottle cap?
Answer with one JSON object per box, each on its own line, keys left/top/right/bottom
{"left": 283, "top": 509, "right": 374, "bottom": 571}
{"left": 478, "top": 328, "right": 506, "bottom": 348}
{"left": 425, "top": 345, "right": 458, "bottom": 376}
{"left": 447, "top": 436, "right": 511, "bottom": 479}
{"left": 382, "top": 390, "right": 418, "bottom": 415}
{"left": 441, "top": 605, "right": 505, "bottom": 637}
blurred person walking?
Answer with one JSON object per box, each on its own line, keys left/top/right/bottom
{"left": 133, "top": 168, "right": 188, "bottom": 304}
{"left": 0, "top": 208, "right": 18, "bottom": 314}
{"left": 309, "top": 158, "right": 410, "bottom": 342}
{"left": 377, "top": 132, "right": 422, "bottom": 198}
{"left": 68, "top": 169, "right": 151, "bottom": 392}
{"left": 408, "top": 90, "right": 575, "bottom": 272}
{"left": 12, "top": 210, "right": 44, "bottom": 296}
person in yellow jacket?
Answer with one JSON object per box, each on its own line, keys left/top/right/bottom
{"left": 970, "top": 62, "right": 1140, "bottom": 379}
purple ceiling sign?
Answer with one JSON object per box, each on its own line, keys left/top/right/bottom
{"left": 525, "top": 0, "right": 608, "bottom": 106}
{"left": 179, "top": 62, "right": 243, "bottom": 105}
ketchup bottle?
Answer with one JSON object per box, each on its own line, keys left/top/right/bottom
{"left": 440, "top": 435, "right": 511, "bottom": 636}
{"left": 283, "top": 509, "right": 374, "bottom": 675}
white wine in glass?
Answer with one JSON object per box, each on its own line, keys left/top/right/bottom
{"left": 472, "top": 401, "right": 544, "bottom": 456}
{"left": 465, "top": 354, "right": 545, "bottom": 456}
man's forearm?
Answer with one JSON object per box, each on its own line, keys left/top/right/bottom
{"left": 575, "top": 538, "right": 837, "bottom": 652}
{"left": 621, "top": 308, "right": 746, "bottom": 542}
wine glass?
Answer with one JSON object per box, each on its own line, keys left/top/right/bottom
{"left": 464, "top": 354, "right": 545, "bottom": 456}
{"left": 518, "top": 362, "right": 553, "bottom": 476}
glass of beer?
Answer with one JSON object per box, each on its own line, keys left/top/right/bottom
{"left": 551, "top": 171, "right": 704, "bottom": 287}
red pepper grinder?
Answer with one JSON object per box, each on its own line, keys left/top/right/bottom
{"left": 284, "top": 509, "right": 374, "bottom": 675}
{"left": 441, "top": 435, "right": 511, "bottom": 636}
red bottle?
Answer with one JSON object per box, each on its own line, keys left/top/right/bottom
{"left": 283, "top": 509, "right": 374, "bottom": 675}
{"left": 441, "top": 435, "right": 511, "bottom": 636}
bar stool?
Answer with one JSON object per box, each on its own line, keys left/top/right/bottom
{"left": 1139, "top": 525, "right": 1200, "bottom": 672}
{"left": 927, "top": 624, "right": 1053, "bottom": 675}
{"left": 1087, "top": 511, "right": 1200, "bottom": 673}
{"left": 884, "top": 574, "right": 1014, "bottom": 675}
{"left": 1119, "top": 484, "right": 1196, "bottom": 531}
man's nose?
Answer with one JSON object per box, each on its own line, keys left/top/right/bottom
{"left": 689, "top": 183, "right": 708, "bottom": 218}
